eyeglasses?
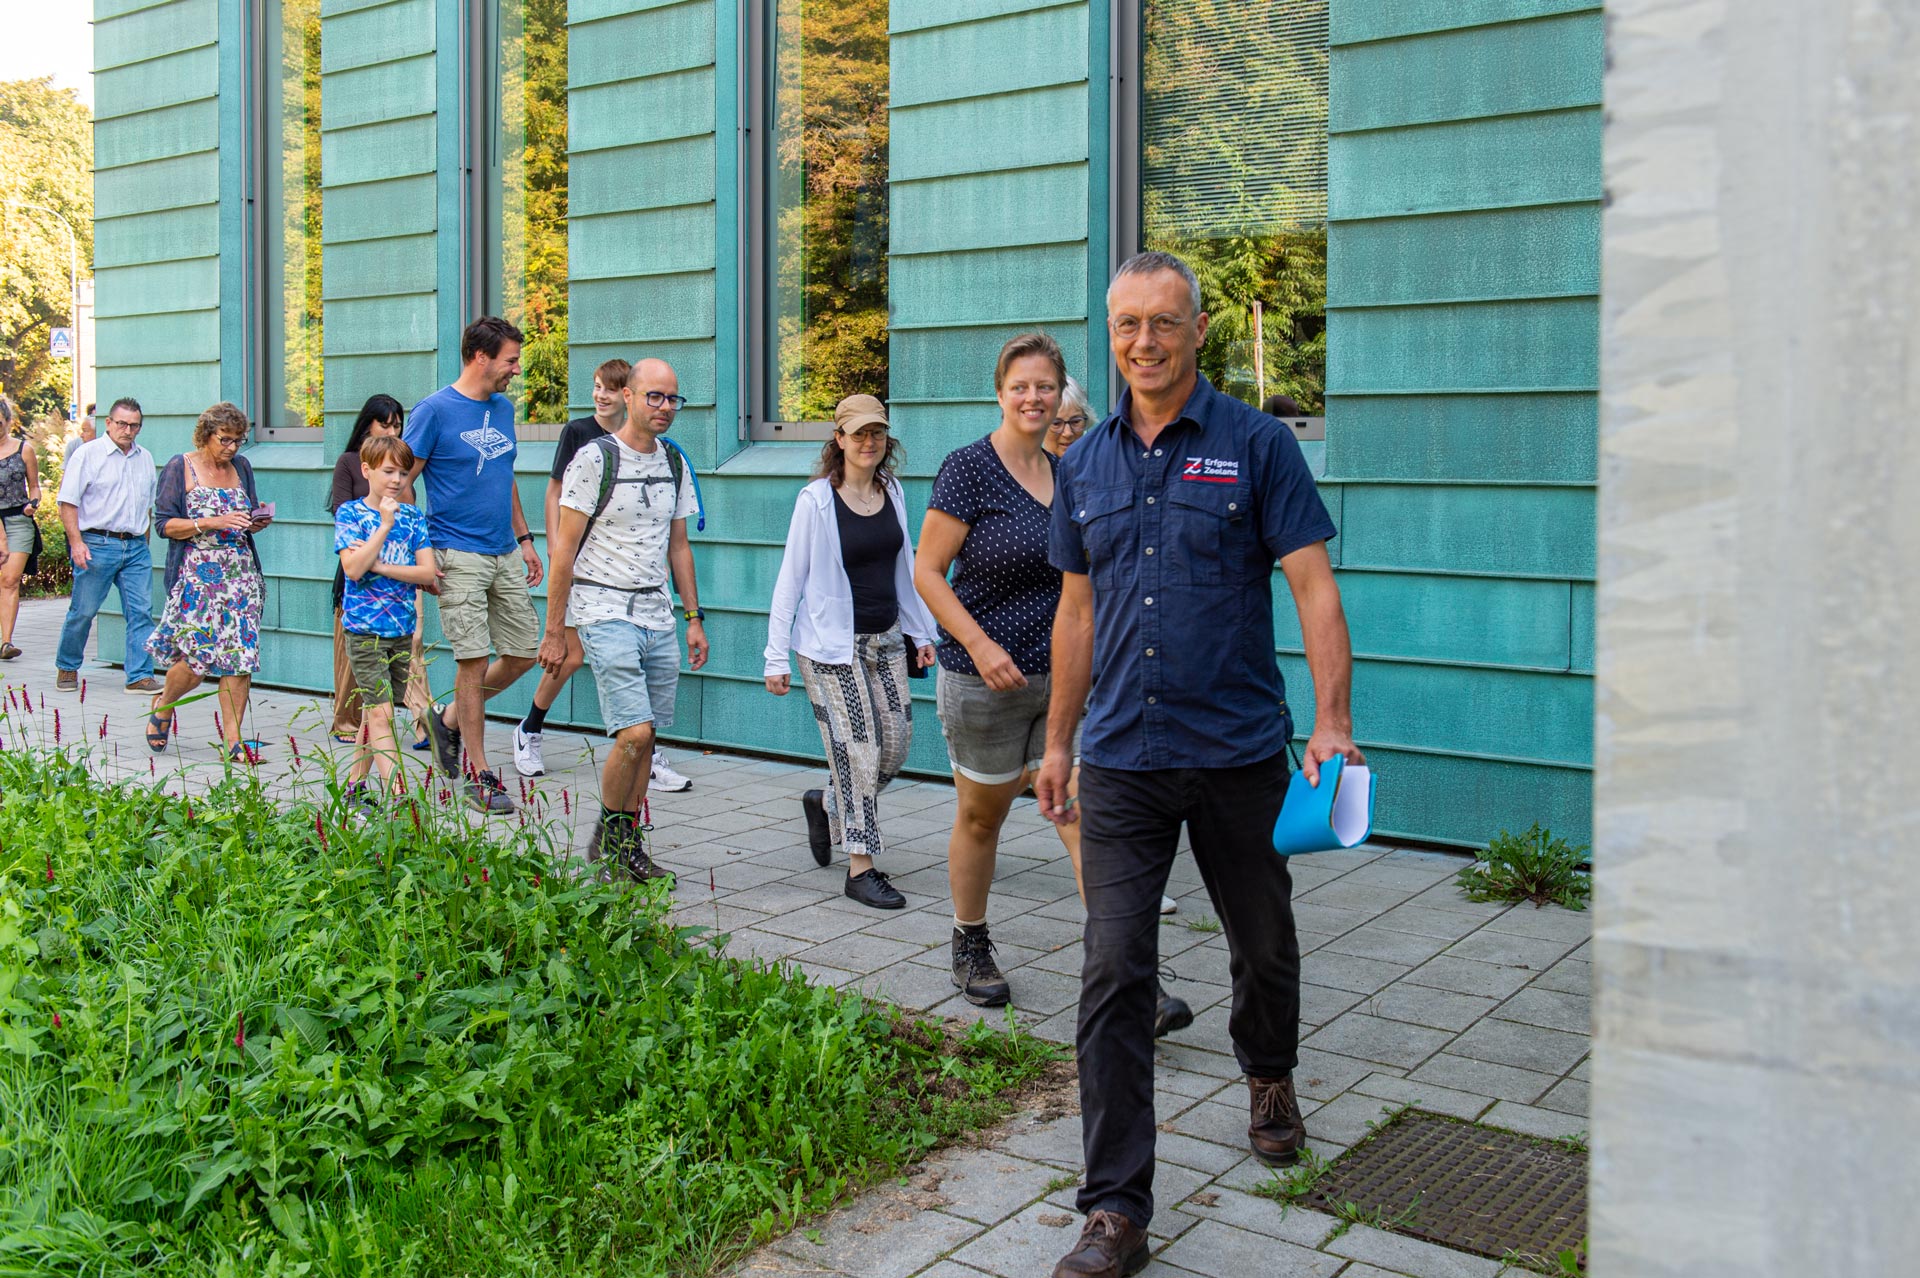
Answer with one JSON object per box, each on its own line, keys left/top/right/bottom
{"left": 838, "top": 427, "right": 889, "bottom": 441}
{"left": 643, "top": 390, "right": 688, "bottom": 411}
{"left": 214, "top": 434, "right": 248, "bottom": 447}
{"left": 1110, "top": 314, "right": 1190, "bottom": 339}
{"left": 1054, "top": 414, "right": 1088, "bottom": 430}
{"left": 109, "top": 418, "right": 142, "bottom": 431}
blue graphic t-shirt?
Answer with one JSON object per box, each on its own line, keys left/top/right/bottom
{"left": 334, "top": 500, "right": 431, "bottom": 638}
{"left": 402, "top": 384, "right": 519, "bottom": 553}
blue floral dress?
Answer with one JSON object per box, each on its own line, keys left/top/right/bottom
{"left": 147, "top": 480, "right": 264, "bottom": 676}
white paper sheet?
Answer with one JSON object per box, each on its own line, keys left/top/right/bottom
{"left": 1330, "top": 765, "right": 1371, "bottom": 846}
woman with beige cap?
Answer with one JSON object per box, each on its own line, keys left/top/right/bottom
{"left": 764, "top": 393, "right": 939, "bottom": 910}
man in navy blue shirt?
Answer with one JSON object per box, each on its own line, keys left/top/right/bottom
{"left": 1037, "top": 252, "right": 1365, "bottom": 1278}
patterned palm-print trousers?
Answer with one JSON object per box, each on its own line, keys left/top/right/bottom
{"left": 796, "top": 625, "right": 913, "bottom": 861}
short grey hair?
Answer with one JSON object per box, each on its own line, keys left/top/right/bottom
{"left": 1060, "top": 374, "right": 1092, "bottom": 419}
{"left": 1107, "top": 250, "right": 1203, "bottom": 318}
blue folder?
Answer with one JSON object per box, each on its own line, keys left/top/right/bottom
{"left": 1271, "top": 755, "right": 1375, "bottom": 857}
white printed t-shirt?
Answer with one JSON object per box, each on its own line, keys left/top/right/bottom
{"left": 557, "top": 434, "right": 696, "bottom": 631}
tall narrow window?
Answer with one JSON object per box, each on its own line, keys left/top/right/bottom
{"left": 748, "top": 0, "right": 889, "bottom": 438}
{"left": 474, "top": 0, "right": 568, "bottom": 424}
{"left": 261, "top": 0, "right": 323, "bottom": 431}
{"left": 1137, "top": 0, "right": 1327, "bottom": 411}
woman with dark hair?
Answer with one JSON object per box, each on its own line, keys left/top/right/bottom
{"left": 0, "top": 396, "right": 44, "bottom": 661}
{"left": 146, "top": 402, "right": 272, "bottom": 760}
{"left": 327, "top": 394, "right": 432, "bottom": 746}
{"left": 764, "top": 394, "right": 939, "bottom": 910}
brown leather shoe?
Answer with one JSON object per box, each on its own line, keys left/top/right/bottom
{"left": 1248, "top": 1073, "right": 1308, "bottom": 1166}
{"left": 1052, "top": 1209, "right": 1149, "bottom": 1278}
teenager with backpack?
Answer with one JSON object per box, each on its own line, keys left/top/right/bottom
{"left": 539, "top": 358, "right": 707, "bottom": 881}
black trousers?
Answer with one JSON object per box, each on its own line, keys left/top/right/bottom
{"left": 1073, "top": 750, "right": 1300, "bottom": 1227}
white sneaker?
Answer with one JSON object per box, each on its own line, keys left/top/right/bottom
{"left": 650, "top": 748, "right": 692, "bottom": 792}
{"left": 512, "top": 724, "right": 545, "bottom": 777}
{"left": 1160, "top": 895, "right": 1178, "bottom": 915}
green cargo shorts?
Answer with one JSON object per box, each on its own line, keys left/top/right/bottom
{"left": 345, "top": 631, "right": 411, "bottom": 708}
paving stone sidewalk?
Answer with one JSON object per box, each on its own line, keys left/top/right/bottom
{"left": 12, "top": 599, "right": 1590, "bottom": 1278}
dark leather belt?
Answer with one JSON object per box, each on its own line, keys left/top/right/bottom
{"left": 81, "top": 529, "right": 142, "bottom": 540}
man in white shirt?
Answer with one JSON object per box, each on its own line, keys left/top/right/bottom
{"left": 538, "top": 358, "right": 707, "bottom": 881}
{"left": 63, "top": 405, "right": 96, "bottom": 467}
{"left": 56, "top": 397, "right": 160, "bottom": 694}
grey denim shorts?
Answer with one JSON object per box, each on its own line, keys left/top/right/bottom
{"left": 935, "top": 667, "right": 1078, "bottom": 785}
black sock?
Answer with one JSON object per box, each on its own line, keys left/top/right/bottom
{"left": 522, "top": 701, "right": 548, "bottom": 733}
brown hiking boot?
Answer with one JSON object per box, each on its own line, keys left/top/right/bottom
{"left": 1051, "top": 1210, "right": 1148, "bottom": 1278}
{"left": 1247, "top": 1073, "right": 1308, "bottom": 1167}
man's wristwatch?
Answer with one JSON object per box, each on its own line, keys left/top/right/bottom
{"left": 683, "top": 607, "right": 706, "bottom": 623}
{"left": 516, "top": 532, "right": 535, "bottom": 545}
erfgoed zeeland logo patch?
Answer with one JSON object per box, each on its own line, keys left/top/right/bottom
{"left": 460, "top": 409, "right": 515, "bottom": 474}
{"left": 1182, "top": 457, "right": 1240, "bottom": 483}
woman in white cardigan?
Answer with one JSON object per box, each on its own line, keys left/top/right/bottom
{"left": 764, "top": 394, "right": 939, "bottom": 910}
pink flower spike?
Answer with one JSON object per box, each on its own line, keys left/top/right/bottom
{"left": 214, "top": 710, "right": 223, "bottom": 737}
{"left": 709, "top": 866, "right": 715, "bottom": 893}
{"left": 53, "top": 709, "right": 61, "bottom": 744}
{"left": 562, "top": 789, "right": 571, "bottom": 816}
{"left": 481, "top": 867, "right": 490, "bottom": 883}
{"left": 52, "top": 1012, "right": 61, "bottom": 1029}
{"left": 46, "top": 852, "right": 54, "bottom": 883}
{"left": 99, "top": 715, "right": 108, "bottom": 739}
{"left": 235, "top": 1012, "right": 245, "bottom": 1051}
{"left": 149, "top": 757, "right": 156, "bottom": 776}
{"left": 79, "top": 678, "right": 86, "bottom": 704}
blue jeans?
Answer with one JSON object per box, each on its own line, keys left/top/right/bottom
{"left": 577, "top": 619, "right": 680, "bottom": 734}
{"left": 56, "top": 533, "right": 155, "bottom": 684}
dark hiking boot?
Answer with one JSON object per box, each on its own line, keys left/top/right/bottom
{"left": 620, "top": 823, "right": 675, "bottom": 885}
{"left": 465, "top": 769, "right": 514, "bottom": 815}
{"left": 1154, "top": 979, "right": 1193, "bottom": 1039}
{"left": 1247, "top": 1073, "right": 1308, "bottom": 1167}
{"left": 1051, "top": 1210, "right": 1149, "bottom": 1278}
{"left": 952, "top": 925, "right": 1011, "bottom": 1007}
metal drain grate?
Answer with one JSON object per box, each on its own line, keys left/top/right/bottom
{"left": 1305, "top": 1111, "right": 1586, "bottom": 1264}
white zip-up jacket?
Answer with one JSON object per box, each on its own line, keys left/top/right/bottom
{"left": 763, "top": 475, "right": 939, "bottom": 677}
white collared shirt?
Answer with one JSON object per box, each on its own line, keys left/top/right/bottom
{"left": 58, "top": 436, "right": 156, "bottom": 535}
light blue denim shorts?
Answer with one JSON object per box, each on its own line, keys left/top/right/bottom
{"left": 577, "top": 619, "right": 680, "bottom": 734}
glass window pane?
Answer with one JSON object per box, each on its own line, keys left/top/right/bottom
{"left": 492, "top": 0, "right": 569, "bottom": 423}
{"left": 766, "top": 0, "right": 890, "bottom": 424}
{"left": 1142, "top": 0, "right": 1327, "bottom": 411}
{"left": 264, "top": 0, "right": 323, "bottom": 430}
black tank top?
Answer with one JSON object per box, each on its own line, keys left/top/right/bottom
{"left": 834, "top": 487, "right": 903, "bottom": 635}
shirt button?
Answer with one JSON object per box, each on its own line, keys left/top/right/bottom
{"left": 1078, "top": 510, "right": 1085, "bottom": 517}
{"left": 1154, "top": 449, "right": 1163, "bottom": 456}
{"left": 1146, "top": 496, "right": 1155, "bottom": 505}
{"left": 1228, "top": 502, "right": 1237, "bottom": 512}
{"left": 1144, "top": 596, "right": 1154, "bottom": 606}
{"left": 1145, "top": 648, "right": 1155, "bottom": 656}
{"left": 1144, "top": 547, "right": 1154, "bottom": 555}
{"left": 1147, "top": 696, "right": 1157, "bottom": 705}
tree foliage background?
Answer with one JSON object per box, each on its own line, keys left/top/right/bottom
{"left": 771, "top": 0, "right": 889, "bottom": 422}
{"left": 1142, "top": 0, "right": 1327, "bottom": 412}
{"left": 0, "top": 77, "right": 93, "bottom": 421}
{"left": 502, "top": 0, "right": 570, "bottom": 423}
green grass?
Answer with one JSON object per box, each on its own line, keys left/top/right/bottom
{"left": 0, "top": 735, "right": 1055, "bottom": 1275}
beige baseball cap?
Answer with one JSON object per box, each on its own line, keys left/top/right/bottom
{"left": 834, "top": 394, "right": 890, "bottom": 434}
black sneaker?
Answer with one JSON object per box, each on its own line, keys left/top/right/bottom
{"left": 844, "top": 867, "right": 905, "bottom": 910}
{"left": 801, "top": 789, "right": 831, "bottom": 866}
{"left": 425, "top": 706, "right": 462, "bottom": 778}
{"left": 465, "top": 769, "right": 514, "bottom": 815}
{"left": 952, "top": 925, "right": 1011, "bottom": 1007}
{"left": 620, "top": 832, "right": 676, "bottom": 885}
{"left": 1154, "top": 977, "right": 1194, "bottom": 1039}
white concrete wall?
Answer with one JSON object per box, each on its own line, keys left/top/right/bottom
{"left": 1593, "top": 1, "right": 1920, "bottom": 1274}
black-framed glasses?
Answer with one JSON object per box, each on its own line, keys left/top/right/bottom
{"left": 214, "top": 433, "right": 248, "bottom": 448}
{"left": 644, "top": 390, "right": 688, "bottom": 411}
{"left": 838, "top": 426, "right": 889, "bottom": 441}
{"left": 1054, "top": 414, "right": 1088, "bottom": 430}
{"left": 109, "top": 418, "right": 143, "bottom": 431}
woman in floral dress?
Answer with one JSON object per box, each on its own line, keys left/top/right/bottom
{"left": 147, "top": 402, "right": 273, "bottom": 760}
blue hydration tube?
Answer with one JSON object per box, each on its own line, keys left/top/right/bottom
{"left": 660, "top": 435, "right": 706, "bottom": 532}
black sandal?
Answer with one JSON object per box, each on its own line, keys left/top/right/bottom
{"left": 145, "top": 707, "right": 173, "bottom": 752}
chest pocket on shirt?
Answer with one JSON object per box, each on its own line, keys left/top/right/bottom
{"left": 1166, "top": 481, "right": 1252, "bottom": 586}
{"left": 1070, "top": 487, "right": 1135, "bottom": 588}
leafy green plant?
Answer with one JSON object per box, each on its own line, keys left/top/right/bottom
{"left": 1455, "top": 824, "right": 1591, "bottom": 910}
{"left": 1183, "top": 915, "right": 1223, "bottom": 935}
{"left": 0, "top": 733, "right": 1053, "bottom": 1276}
{"left": 1251, "top": 1146, "right": 1329, "bottom": 1207}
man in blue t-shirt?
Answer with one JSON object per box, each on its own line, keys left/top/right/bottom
{"left": 403, "top": 316, "right": 545, "bottom": 815}
{"left": 1036, "top": 252, "right": 1366, "bottom": 1278}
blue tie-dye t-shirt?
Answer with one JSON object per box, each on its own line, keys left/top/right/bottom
{"left": 334, "top": 499, "right": 430, "bottom": 637}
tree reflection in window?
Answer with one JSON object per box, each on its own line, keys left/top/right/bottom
{"left": 1142, "top": 0, "right": 1327, "bottom": 412}
{"left": 767, "top": 0, "right": 889, "bottom": 424}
